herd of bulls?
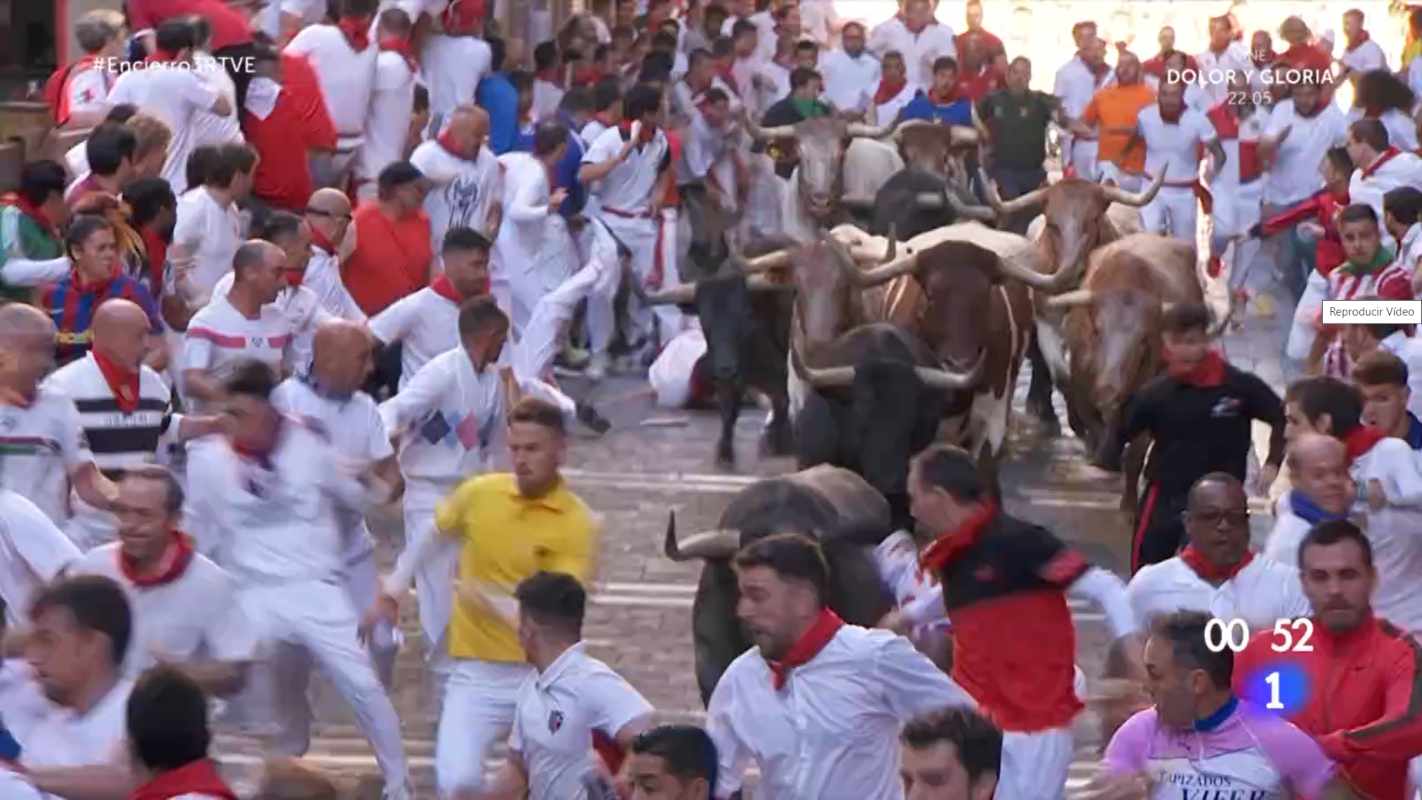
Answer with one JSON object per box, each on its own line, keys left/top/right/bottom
{"left": 656, "top": 118, "right": 1223, "bottom": 697}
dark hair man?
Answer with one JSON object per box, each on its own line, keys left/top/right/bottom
{"left": 706, "top": 532, "right": 974, "bottom": 798}
{"left": 1097, "top": 611, "right": 1351, "bottom": 798}
{"left": 1236, "top": 522, "right": 1422, "bottom": 799}
{"left": 1319, "top": 203, "right": 1414, "bottom": 378}
{"left": 0, "top": 160, "right": 72, "bottom": 300}
{"left": 479, "top": 572, "right": 654, "bottom": 798}
{"left": 1337, "top": 300, "right": 1422, "bottom": 414}
{"left": 1100, "top": 303, "right": 1285, "bottom": 571}
{"left": 68, "top": 122, "right": 138, "bottom": 209}
{"left": 1353, "top": 349, "right": 1422, "bottom": 448}
{"left": 900, "top": 707, "right": 1002, "bottom": 800}
{"left": 905, "top": 444, "right": 1139, "bottom": 799}
{"left": 343, "top": 160, "right": 434, "bottom": 319}
{"left": 124, "top": 665, "right": 237, "bottom": 799}
{"left": 1346, "top": 118, "right": 1422, "bottom": 232}
{"left": 628, "top": 725, "right": 718, "bottom": 800}
{"left": 1264, "top": 433, "right": 1354, "bottom": 566}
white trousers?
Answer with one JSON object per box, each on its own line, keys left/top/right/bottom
{"left": 1067, "top": 137, "right": 1098, "bottom": 181}
{"left": 1211, "top": 186, "right": 1263, "bottom": 290}
{"left": 1095, "top": 161, "right": 1143, "bottom": 192}
{"left": 510, "top": 215, "right": 580, "bottom": 336}
{"left": 241, "top": 580, "right": 409, "bottom": 792}
{"left": 996, "top": 725, "right": 1075, "bottom": 800}
{"left": 517, "top": 246, "right": 622, "bottom": 382}
{"left": 401, "top": 479, "right": 462, "bottom": 660}
{"left": 1140, "top": 187, "right": 1197, "bottom": 242}
{"left": 593, "top": 211, "right": 675, "bottom": 349}
{"left": 342, "top": 543, "right": 399, "bottom": 688}
{"left": 1286, "top": 270, "right": 1329, "bottom": 361}
{"left": 435, "top": 658, "right": 532, "bottom": 796}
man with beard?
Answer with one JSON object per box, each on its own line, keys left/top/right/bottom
{"left": 1265, "top": 433, "right": 1354, "bottom": 566}
{"left": 818, "top": 22, "right": 880, "bottom": 116}
{"left": 1237, "top": 522, "right": 1422, "bottom": 799}
{"left": 1130, "top": 81, "right": 1224, "bottom": 241}
{"left": 976, "top": 56, "right": 1057, "bottom": 233}
{"left": 1072, "top": 49, "right": 1153, "bottom": 191}
{"left": 410, "top": 105, "right": 503, "bottom": 256}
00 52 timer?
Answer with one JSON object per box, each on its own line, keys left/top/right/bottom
{"left": 1205, "top": 617, "right": 1312, "bottom": 714}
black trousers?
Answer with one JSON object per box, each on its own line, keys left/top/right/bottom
{"left": 988, "top": 164, "right": 1047, "bottom": 235}
{"left": 1132, "top": 483, "right": 1187, "bottom": 573}
{"left": 365, "top": 341, "right": 403, "bottom": 400}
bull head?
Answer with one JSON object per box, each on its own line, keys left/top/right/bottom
{"left": 639, "top": 242, "right": 792, "bottom": 305}
{"left": 664, "top": 511, "right": 741, "bottom": 561}
{"left": 790, "top": 340, "right": 984, "bottom": 391}
{"left": 1045, "top": 292, "right": 1235, "bottom": 337}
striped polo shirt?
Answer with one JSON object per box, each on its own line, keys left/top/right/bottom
{"left": 40, "top": 271, "right": 162, "bottom": 366}
{"left": 182, "top": 294, "right": 293, "bottom": 394}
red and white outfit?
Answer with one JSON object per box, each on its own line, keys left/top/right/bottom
{"left": 819, "top": 48, "right": 881, "bottom": 115}
{"left": 0, "top": 490, "right": 80, "bottom": 628}
{"left": 181, "top": 294, "right": 293, "bottom": 405}
{"left": 284, "top": 23, "right": 379, "bottom": 187}
{"left": 1340, "top": 31, "right": 1387, "bottom": 76}
{"left": 1348, "top": 147, "right": 1422, "bottom": 243}
{"left": 707, "top": 615, "right": 975, "bottom": 799}
{"left": 107, "top": 61, "right": 222, "bottom": 195}
{"left": 1345, "top": 106, "right": 1419, "bottom": 153}
{"left": 357, "top": 40, "right": 419, "bottom": 201}
{"left": 57, "top": 58, "right": 115, "bottom": 127}
{"left": 1054, "top": 56, "right": 1113, "bottom": 180}
{"left": 648, "top": 323, "right": 709, "bottom": 408}
{"left": 1126, "top": 549, "right": 1311, "bottom": 634}
{"left": 189, "top": 51, "right": 244, "bottom": 149}
{"left": 1137, "top": 104, "right": 1215, "bottom": 241}
{"left": 867, "top": 17, "right": 955, "bottom": 91}
{"left": 210, "top": 272, "right": 334, "bottom": 375}
{"left": 368, "top": 278, "right": 465, "bottom": 390}
{"left": 1206, "top": 103, "right": 1265, "bottom": 289}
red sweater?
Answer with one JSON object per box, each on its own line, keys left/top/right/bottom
{"left": 126, "top": 0, "right": 252, "bottom": 51}
{"left": 1235, "top": 614, "right": 1422, "bottom": 800}
{"left": 242, "top": 55, "right": 338, "bottom": 211}
{"left": 1259, "top": 187, "right": 1348, "bottom": 276}
{"left": 342, "top": 201, "right": 433, "bottom": 316}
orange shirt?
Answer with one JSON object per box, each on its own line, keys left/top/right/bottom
{"left": 341, "top": 201, "right": 433, "bottom": 317}
{"left": 1081, "top": 83, "right": 1155, "bottom": 174}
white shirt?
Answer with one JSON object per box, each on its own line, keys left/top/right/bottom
{"left": 302, "top": 247, "right": 367, "bottom": 322}
{"left": 184, "top": 419, "right": 366, "bottom": 579}
{"left": 1137, "top": 105, "right": 1215, "bottom": 187}
{"left": 584, "top": 126, "right": 670, "bottom": 214}
{"left": 1054, "top": 56, "right": 1114, "bottom": 124}
{"left": 21, "top": 678, "right": 132, "bottom": 773}
{"left": 360, "top": 50, "right": 417, "bottom": 184}
{"left": 1126, "top": 555, "right": 1311, "bottom": 635}
{"left": 510, "top": 643, "right": 654, "bottom": 800}
{"left": 820, "top": 49, "right": 881, "bottom": 114}
{"left": 799, "top": 0, "right": 839, "bottom": 46}
{"left": 422, "top": 34, "right": 492, "bottom": 128}
{"left": 678, "top": 111, "right": 732, "bottom": 185}
{"left": 182, "top": 294, "right": 293, "bottom": 393}
{"left": 1263, "top": 100, "right": 1349, "bottom": 206}
{"left": 271, "top": 376, "right": 392, "bottom": 563}
{"left": 0, "top": 389, "right": 94, "bottom": 524}
{"left": 1341, "top": 37, "right": 1387, "bottom": 75}
{"left": 649, "top": 325, "right": 706, "bottom": 407}
{"left": 369, "top": 286, "right": 462, "bottom": 389}
{"left": 874, "top": 83, "right": 916, "bottom": 127}
{"left": 532, "top": 78, "right": 565, "bottom": 123}
{"left": 0, "top": 661, "right": 50, "bottom": 751}
{"left": 410, "top": 140, "right": 503, "bottom": 247}
{"left": 171, "top": 186, "right": 243, "bottom": 307}
{"left": 708, "top": 624, "right": 975, "bottom": 799}
{"left": 64, "top": 60, "right": 113, "bottom": 123}
{"left": 867, "top": 18, "right": 955, "bottom": 91}
{"left": 1348, "top": 149, "right": 1422, "bottom": 227}
{"left": 1265, "top": 491, "right": 1334, "bottom": 566}
{"left": 285, "top": 24, "right": 379, "bottom": 141}
{"left": 107, "top": 65, "right": 221, "bottom": 194}
{"left": 189, "top": 51, "right": 244, "bottom": 148}
{"left": 1208, "top": 106, "right": 1266, "bottom": 190}
{"left": 0, "top": 491, "right": 80, "bottom": 628}
{"left": 1378, "top": 332, "right": 1422, "bottom": 420}
{"left": 1409, "top": 56, "right": 1422, "bottom": 101}
{"left": 580, "top": 119, "right": 609, "bottom": 149}
{"left": 722, "top": 11, "right": 778, "bottom": 64}
{"left": 1346, "top": 107, "right": 1419, "bottom": 152}
{"left": 260, "top": 0, "right": 326, "bottom": 38}
{"left": 69, "top": 544, "right": 259, "bottom": 677}
{"left": 1193, "top": 42, "right": 1253, "bottom": 109}
{"left": 1352, "top": 437, "right": 1422, "bottom": 633}
{"left": 210, "top": 273, "right": 333, "bottom": 374}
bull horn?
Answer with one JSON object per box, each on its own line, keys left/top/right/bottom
{"left": 915, "top": 349, "right": 987, "bottom": 391}
{"left": 1100, "top": 168, "right": 1166, "bottom": 207}
{"left": 742, "top": 249, "right": 793, "bottom": 273}
{"left": 743, "top": 111, "right": 796, "bottom": 142}
{"left": 989, "top": 242, "right": 1079, "bottom": 292}
{"left": 791, "top": 345, "right": 855, "bottom": 387}
{"left": 664, "top": 512, "right": 741, "bottom": 561}
{"left": 642, "top": 284, "right": 698, "bottom": 305}
{"left": 979, "top": 168, "right": 1047, "bottom": 215}
{"left": 882, "top": 225, "right": 897, "bottom": 263}
{"left": 939, "top": 188, "right": 996, "bottom": 222}
{"left": 1044, "top": 289, "right": 1097, "bottom": 309}
{"left": 745, "top": 275, "right": 792, "bottom": 292}
{"left": 846, "top": 118, "right": 899, "bottom": 139}
{"left": 826, "top": 233, "right": 919, "bottom": 288}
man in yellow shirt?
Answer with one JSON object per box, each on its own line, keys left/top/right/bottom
{"left": 364, "top": 396, "right": 599, "bottom": 799}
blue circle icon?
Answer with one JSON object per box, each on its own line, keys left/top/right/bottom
{"left": 1239, "top": 661, "right": 1310, "bottom": 715}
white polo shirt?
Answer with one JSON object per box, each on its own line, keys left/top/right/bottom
{"left": 359, "top": 49, "right": 418, "bottom": 185}
{"left": 1054, "top": 56, "right": 1114, "bottom": 123}
{"left": 369, "top": 285, "right": 461, "bottom": 389}
{"left": 1263, "top": 492, "right": 1323, "bottom": 567}
{"left": 1340, "top": 36, "right": 1387, "bottom": 75}
{"left": 1378, "top": 331, "right": 1422, "bottom": 419}
{"left": 1348, "top": 148, "right": 1422, "bottom": 228}
{"left": 303, "top": 247, "right": 367, "bottom": 322}
{"left": 1263, "top": 100, "right": 1348, "bottom": 206}
{"left": 409, "top": 140, "right": 503, "bottom": 246}
{"left": 171, "top": 186, "right": 243, "bottom": 307}
{"left": 867, "top": 18, "right": 955, "bottom": 91}
{"left": 0, "top": 389, "right": 94, "bottom": 524}
{"left": 182, "top": 294, "right": 293, "bottom": 392}
{"left": 510, "top": 643, "right": 654, "bottom": 800}
{"left": 1352, "top": 437, "right": 1422, "bottom": 634}
{"left": 21, "top": 678, "right": 133, "bottom": 771}
{"left": 584, "top": 126, "right": 670, "bottom": 216}
{"left": 0, "top": 490, "right": 81, "bottom": 628}
{"left": 271, "top": 376, "right": 392, "bottom": 563}
{"left": 707, "top": 624, "right": 975, "bottom": 799}
{"left": 1193, "top": 42, "right": 1252, "bottom": 109}
{"left": 190, "top": 51, "right": 244, "bottom": 148}
{"left": 1126, "top": 555, "right": 1311, "bottom": 635}
{"left": 108, "top": 65, "right": 221, "bottom": 194}
{"left": 210, "top": 272, "right": 333, "bottom": 375}
{"left": 820, "top": 49, "right": 880, "bottom": 114}
{"left": 1137, "top": 105, "right": 1214, "bottom": 188}
{"left": 69, "top": 543, "right": 259, "bottom": 677}
{"left": 422, "top": 34, "right": 492, "bottom": 128}
{"left": 285, "top": 24, "right": 379, "bottom": 142}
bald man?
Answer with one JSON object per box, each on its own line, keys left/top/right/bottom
{"left": 1266, "top": 433, "right": 1353, "bottom": 566}
{"left": 302, "top": 188, "right": 365, "bottom": 320}
{"left": 0, "top": 304, "right": 115, "bottom": 525}
{"left": 181, "top": 240, "right": 293, "bottom": 406}
{"left": 410, "top": 104, "right": 503, "bottom": 261}
{"left": 47, "top": 300, "right": 221, "bottom": 547}
{"left": 1126, "top": 473, "right": 1309, "bottom": 633}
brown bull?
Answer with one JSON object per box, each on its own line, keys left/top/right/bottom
{"left": 980, "top": 171, "right": 1164, "bottom": 436}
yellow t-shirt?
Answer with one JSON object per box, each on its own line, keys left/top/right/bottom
{"left": 435, "top": 473, "right": 597, "bottom": 662}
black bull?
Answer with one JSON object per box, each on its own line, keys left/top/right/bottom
{"left": 663, "top": 465, "right": 895, "bottom": 704}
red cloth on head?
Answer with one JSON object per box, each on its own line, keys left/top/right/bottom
{"left": 765, "top": 607, "right": 845, "bottom": 689}
{"left": 92, "top": 348, "right": 140, "bottom": 413}
{"left": 1179, "top": 545, "right": 1253, "bottom": 583}
{"left": 129, "top": 758, "right": 236, "bottom": 800}
{"left": 118, "top": 531, "right": 196, "bottom": 588}
{"left": 1165, "top": 348, "right": 1226, "bottom": 387}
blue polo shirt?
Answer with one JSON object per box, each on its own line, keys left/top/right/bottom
{"left": 899, "top": 90, "right": 973, "bottom": 125}
{"left": 477, "top": 72, "right": 520, "bottom": 155}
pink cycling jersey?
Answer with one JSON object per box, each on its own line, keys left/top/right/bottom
{"left": 1104, "top": 699, "right": 1336, "bottom": 800}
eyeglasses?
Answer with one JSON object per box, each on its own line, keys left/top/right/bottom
{"left": 304, "top": 208, "right": 352, "bottom": 223}
{"left": 1188, "top": 509, "right": 1250, "bottom": 527}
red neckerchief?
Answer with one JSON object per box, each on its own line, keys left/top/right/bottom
{"left": 44, "top": 55, "right": 99, "bottom": 126}
{"left": 129, "top": 758, "right": 237, "bottom": 800}
{"left": 764, "top": 607, "right": 844, "bottom": 689}
{"left": 138, "top": 226, "right": 167, "bottom": 297}
{"left": 71, "top": 263, "right": 120, "bottom": 296}
{"left": 619, "top": 119, "right": 655, "bottom": 144}
{"left": 233, "top": 418, "right": 282, "bottom": 470}
{"left": 0, "top": 193, "right": 58, "bottom": 239}
{"left": 285, "top": 268, "right": 304, "bottom": 288}
{"left": 145, "top": 48, "right": 181, "bottom": 65}
{"left": 1159, "top": 102, "right": 1185, "bottom": 124}
{"left": 1360, "top": 147, "right": 1402, "bottom": 180}
{"left": 379, "top": 35, "right": 418, "bottom": 72}
{"left": 535, "top": 66, "right": 561, "bottom": 85}
{"left": 1165, "top": 348, "right": 1226, "bottom": 387}
{"left": 337, "top": 15, "right": 372, "bottom": 52}
{"left": 309, "top": 225, "right": 339, "bottom": 255}
{"left": 437, "top": 129, "right": 478, "bottom": 161}
{"left": 1343, "top": 425, "right": 1389, "bottom": 463}
{"left": 92, "top": 348, "right": 140, "bottom": 413}
{"left": 927, "top": 85, "right": 961, "bottom": 105}
{"left": 1179, "top": 545, "right": 1253, "bottom": 583}
{"left": 1346, "top": 30, "right": 1371, "bottom": 52}
{"left": 920, "top": 499, "right": 999, "bottom": 573}
{"left": 430, "top": 273, "right": 464, "bottom": 302}
{"left": 1087, "top": 58, "right": 1111, "bottom": 82}
{"left": 571, "top": 65, "right": 603, "bottom": 86}
{"left": 873, "top": 76, "right": 907, "bottom": 104}
{"left": 118, "top": 530, "right": 197, "bottom": 589}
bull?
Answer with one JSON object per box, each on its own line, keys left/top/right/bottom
{"left": 664, "top": 464, "right": 895, "bottom": 703}
{"left": 870, "top": 122, "right": 995, "bottom": 240}
{"left": 979, "top": 171, "right": 1164, "bottom": 437}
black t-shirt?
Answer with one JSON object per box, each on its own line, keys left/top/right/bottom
{"left": 977, "top": 89, "right": 1055, "bottom": 170}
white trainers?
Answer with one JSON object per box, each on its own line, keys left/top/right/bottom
{"left": 585, "top": 352, "right": 609, "bottom": 381}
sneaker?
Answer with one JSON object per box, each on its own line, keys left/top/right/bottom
{"left": 585, "top": 352, "right": 609, "bottom": 381}
{"left": 577, "top": 402, "right": 612, "bottom": 434}
{"left": 558, "top": 345, "right": 591, "bottom": 370}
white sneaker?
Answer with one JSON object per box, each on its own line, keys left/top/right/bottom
{"left": 586, "top": 352, "right": 609, "bottom": 380}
